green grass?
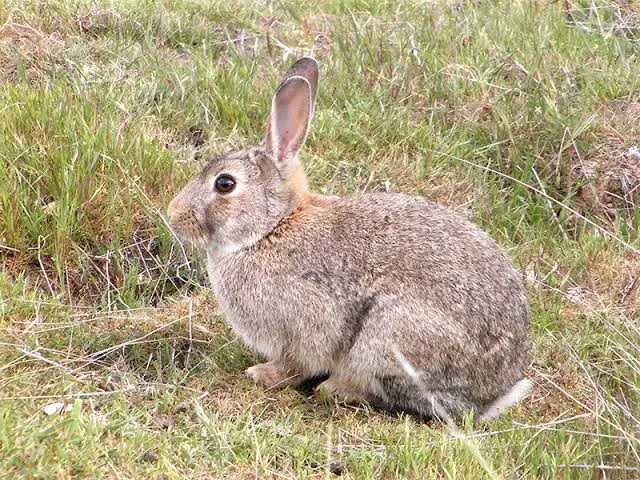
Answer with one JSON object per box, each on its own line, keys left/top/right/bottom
{"left": 1, "top": 0, "right": 640, "bottom": 477}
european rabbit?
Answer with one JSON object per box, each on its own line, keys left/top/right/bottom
{"left": 167, "top": 57, "right": 531, "bottom": 421}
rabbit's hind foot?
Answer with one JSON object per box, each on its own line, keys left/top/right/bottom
{"left": 315, "top": 376, "right": 368, "bottom": 406}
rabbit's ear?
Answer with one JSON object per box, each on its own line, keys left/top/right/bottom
{"left": 281, "top": 57, "right": 319, "bottom": 112}
{"left": 266, "top": 58, "right": 319, "bottom": 164}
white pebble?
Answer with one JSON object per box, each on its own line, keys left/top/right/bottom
{"left": 43, "top": 402, "right": 72, "bottom": 415}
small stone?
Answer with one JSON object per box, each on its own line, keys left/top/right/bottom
{"left": 329, "top": 462, "right": 345, "bottom": 476}
{"left": 142, "top": 451, "right": 158, "bottom": 463}
{"left": 304, "top": 460, "right": 344, "bottom": 476}
{"left": 174, "top": 402, "right": 189, "bottom": 414}
{"left": 160, "top": 415, "right": 175, "bottom": 430}
{"left": 43, "top": 402, "right": 72, "bottom": 415}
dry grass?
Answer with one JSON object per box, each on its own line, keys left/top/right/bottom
{"left": 0, "top": 19, "right": 65, "bottom": 80}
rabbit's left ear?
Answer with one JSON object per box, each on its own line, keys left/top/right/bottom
{"left": 266, "top": 57, "right": 319, "bottom": 164}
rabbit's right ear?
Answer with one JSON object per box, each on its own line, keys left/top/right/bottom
{"left": 281, "top": 57, "right": 319, "bottom": 113}
{"left": 266, "top": 57, "right": 319, "bottom": 166}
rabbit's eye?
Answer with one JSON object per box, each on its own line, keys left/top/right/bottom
{"left": 214, "top": 174, "right": 236, "bottom": 194}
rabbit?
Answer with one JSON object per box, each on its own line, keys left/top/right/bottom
{"left": 167, "top": 57, "right": 532, "bottom": 422}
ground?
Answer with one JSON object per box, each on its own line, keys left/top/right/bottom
{"left": 1, "top": 0, "right": 639, "bottom": 478}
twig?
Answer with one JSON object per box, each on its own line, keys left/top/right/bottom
{"left": 0, "top": 243, "right": 20, "bottom": 252}
{"left": 37, "top": 236, "right": 55, "bottom": 297}
{"left": 0, "top": 386, "right": 137, "bottom": 401}
{"left": 16, "top": 347, "right": 89, "bottom": 384}
{"left": 68, "top": 314, "right": 189, "bottom": 373}
{"left": 558, "top": 464, "right": 640, "bottom": 472}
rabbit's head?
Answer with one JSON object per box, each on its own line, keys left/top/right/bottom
{"left": 167, "top": 58, "right": 319, "bottom": 252}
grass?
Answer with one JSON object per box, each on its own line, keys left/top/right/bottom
{"left": 1, "top": 0, "right": 639, "bottom": 477}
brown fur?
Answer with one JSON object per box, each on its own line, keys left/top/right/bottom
{"left": 168, "top": 58, "right": 531, "bottom": 421}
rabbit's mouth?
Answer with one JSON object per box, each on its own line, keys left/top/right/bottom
{"left": 167, "top": 211, "right": 209, "bottom": 249}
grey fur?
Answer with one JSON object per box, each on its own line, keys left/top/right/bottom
{"left": 167, "top": 57, "right": 531, "bottom": 421}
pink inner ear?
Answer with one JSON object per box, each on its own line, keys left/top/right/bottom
{"left": 271, "top": 77, "right": 311, "bottom": 163}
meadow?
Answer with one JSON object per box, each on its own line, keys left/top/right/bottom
{"left": 1, "top": 0, "right": 639, "bottom": 478}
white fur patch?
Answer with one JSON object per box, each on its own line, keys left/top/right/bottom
{"left": 209, "top": 231, "right": 265, "bottom": 255}
{"left": 480, "top": 379, "right": 533, "bottom": 421}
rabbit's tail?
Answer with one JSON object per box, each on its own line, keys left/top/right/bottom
{"left": 479, "top": 378, "right": 533, "bottom": 421}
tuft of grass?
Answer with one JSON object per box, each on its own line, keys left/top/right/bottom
{"left": 1, "top": 0, "right": 639, "bottom": 478}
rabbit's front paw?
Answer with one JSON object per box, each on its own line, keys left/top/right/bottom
{"left": 246, "top": 361, "right": 302, "bottom": 389}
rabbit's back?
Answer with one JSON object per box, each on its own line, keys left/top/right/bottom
{"left": 336, "top": 193, "right": 529, "bottom": 342}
